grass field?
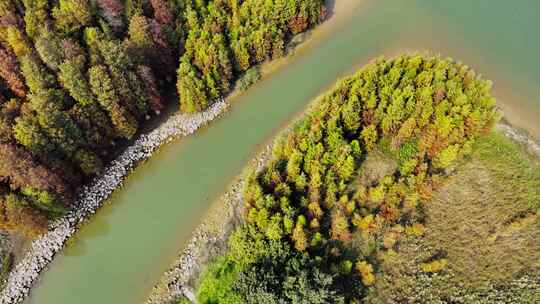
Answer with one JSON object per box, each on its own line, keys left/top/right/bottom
{"left": 367, "top": 132, "right": 540, "bottom": 303}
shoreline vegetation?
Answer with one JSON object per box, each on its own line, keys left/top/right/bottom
{"left": 149, "top": 119, "right": 540, "bottom": 304}
{"left": 150, "top": 120, "right": 540, "bottom": 303}
{"left": 0, "top": 0, "right": 329, "bottom": 302}
{"left": 0, "top": 0, "right": 327, "bottom": 237}
{"left": 149, "top": 54, "right": 540, "bottom": 304}
{"left": 0, "top": 100, "right": 227, "bottom": 304}
{"left": 0, "top": 0, "right": 538, "bottom": 303}
{"left": 145, "top": 89, "right": 330, "bottom": 304}
{"left": 0, "top": 0, "right": 354, "bottom": 300}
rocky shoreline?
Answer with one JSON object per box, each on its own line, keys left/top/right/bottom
{"left": 0, "top": 100, "right": 228, "bottom": 304}
{"left": 496, "top": 120, "right": 540, "bottom": 156}
{"left": 145, "top": 144, "right": 273, "bottom": 304}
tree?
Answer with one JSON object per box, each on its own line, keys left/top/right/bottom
{"left": 59, "top": 56, "right": 95, "bottom": 105}
{"left": 177, "top": 56, "right": 209, "bottom": 112}
{"left": 0, "top": 194, "right": 49, "bottom": 237}
{"left": 89, "top": 65, "right": 138, "bottom": 139}
{"left": 231, "top": 242, "right": 346, "bottom": 304}
{"left": 361, "top": 124, "right": 378, "bottom": 152}
{"left": 96, "top": 0, "right": 124, "bottom": 32}
{"left": 137, "top": 65, "right": 163, "bottom": 114}
{"left": 0, "top": 98, "right": 21, "bottom": 141}
{"left": 0, "top": 143, "right": 71, "bottom": 198}
{"left": 0, "top": 48, "right": 26, "bottom": 97}
{"left": 150, "top": 0, "right": 175, "bottom": 25}
{"left": 13, "top": 114, "right": 54, "bottom": 155}
{"left": 19, "top": 54, "right": 56, "bottom": 93}
{"left": 69, "top": 103, "right": 116, "bottom": 149}
{"left": 34, "top": 29, "right": 64, "bottom": 71}
{"left": 21, "top": 0, "right": 50, "bottom": 39}
{"left": 128, "top": 14, "right": 154, "bottom": 58}
{"left": 5, "top": 27, "right": 32, "bottom": 57}
{"left": 52, "top": 0, "right": 93, "bottom": 34}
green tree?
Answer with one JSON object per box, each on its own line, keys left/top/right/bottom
{"left": 89, "top": 65, "right": 138, "bottom": 139}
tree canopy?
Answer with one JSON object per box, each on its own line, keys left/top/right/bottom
{"left": 196, "top": 54, "right": 499, "bottom": 303}
{"left": 0, "top": 0, "right": 325, "bottom": 235}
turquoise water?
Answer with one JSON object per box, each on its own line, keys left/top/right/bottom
{"left": 26, "top": 1, "right": 540, "bottom": 303}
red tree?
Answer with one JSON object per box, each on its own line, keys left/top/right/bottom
{"left": 0, "top": 143, "right": 72, "bottom": 200}
{"left": 0, "top": 48, "right": 27, "bottom": 97}
{"left": 150, "top": 0, "right": 174, "bottom": 25}
{"left": 150, "top": 20, "right": 175, "bottom": 67}
{"left": 137, "top": 65, "right": 164, "bottom": 114}
{"left": 97, "top": 0, "right": 124, "bottom": 31}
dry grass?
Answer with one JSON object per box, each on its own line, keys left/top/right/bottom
{"left": 367, "top": 132, "right": 540, "bottom": 303}
{"left": 424, "top": 158, "right": 540, "bottom": 285}
{"left": 357, "top": 151, "right": 397, "bottom": 187}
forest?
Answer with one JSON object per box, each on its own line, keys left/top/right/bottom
{"left": 194, "top": 54, "right": 501, "bottom": 303}
{"left": 0, "top": 0, "right": 325, "bottom": 236}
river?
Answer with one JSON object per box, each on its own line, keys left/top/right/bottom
{"left": 26, "top": 1, "right": 540, "bottom": 303}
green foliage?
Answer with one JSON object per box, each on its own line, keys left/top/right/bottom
{"left": 201, "top": 54, "right": 498, "bottom": 302}
{"left": 176, "top": 297, "right": 192, "bottom": 304}
{"left": 52, "top": 0, "right": 94, "bottom": 34}
{"left": 237, "top": 67, "right": 261, "bottom": 91}
{"left": 232, "top": 244, "right": 348, "bottom": 304}
{"left": 198, "top": 236, "right": 349, "bottom": 304}
{"left": 176, "top": 0, "right": 325, "bottom": 111}
{"left": 20, "top": 187, "right": 66, "bottom": 215}
{"left": 0, "top": 0, "right": 325, "bottom": 234}
{"left": 19, "top": 55, "right": 56, "bottom": 93}
{"left": 196, "top": 256, "right": 242, "bottom": 304}
{"left": 34, "top": 29, "right": 64, "bottom": 71}
{"left": 59, "top": 57, "right": 95, "bottom": 106}
{"left": 89, "top": 65, "right": 138, "bottom": 139}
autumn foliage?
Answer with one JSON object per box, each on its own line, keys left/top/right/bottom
{"left": 0, "top": 0, "right": 325, "bottom": 236}
{"left": 202, "top": 55, "right": 498, "bottom": 302}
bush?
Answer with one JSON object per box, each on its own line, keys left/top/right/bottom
{"left": 237, "top": 67, "right": 261, "bottom": 92}
{"left": 196, "top": 256, "right": 241, "bottom": 304}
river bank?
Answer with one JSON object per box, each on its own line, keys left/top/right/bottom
{"left": 0, "top": 0, "right": 367, "bottom": 300}
{"left": 142, "top": 56, "right": 540, "bottom": 302}
{"left": 147, "top": 112, "right": 540, "bottom": 304}
{"left": 144, "top": 144, "right": 273, "bottom": 304}
{"left": 0, "top": 1, "right": 367, "bottom": 301}
{"left": 0, "top": 101, "right": 228, "bottom": 304}
{"left": 7, "top": 0, "right": 540, "bottom": 302}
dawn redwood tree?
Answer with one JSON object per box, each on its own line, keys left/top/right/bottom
{"left": 96, "top": 0, "right": 124, "bottom": 32}
{"left": 19, "top": 54, "right": 56, "bottom": 93}
{"left": 150, "top": 0, "right": 175, "bottom": 25}
{"left": 89, "top": 65, "right": 138, "bottom": 139}
{"left": 0, "top": 98, "right": 21, "bottom": 141}
{"left": 0, "top": 142, "right": 71, "bottom": 199}
{"left": 137, "top": 65, "right": 164, "bottom": 114}
{"left": 13, "top": 113, "right": 54, "bottom": 155}
{"left": 177, "top": 57, "right": 209, "bottom": 113}
{"left": 59, "top": 56, "right": 96, "bottom": 106}
{"left": 34, "top": 28, "right": 64, "bottom": 71}
{"left": 69, "top": 103, "right": 116, "bottom": 149}
{"left": 52, "top": 0, "right": 94, "bottom": 34}
{"left": 0, "top": 47, "right": 27, "bottom": 97}
{"left": 0, "top": 0, "right": 328, "bottom": 235}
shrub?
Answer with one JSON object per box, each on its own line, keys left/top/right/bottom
{"left": 237, "top": 67, "right": 261, "bottom": 92}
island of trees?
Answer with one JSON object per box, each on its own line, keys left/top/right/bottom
{"left": 0, "top": 0, "right": 325, "bottom": 236}
{"left": 193, "top": 54, "right": 502, "bottom": 303}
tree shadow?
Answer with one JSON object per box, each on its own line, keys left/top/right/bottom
{"left": 325, "top": 0, "right": 337, "bottom": 20}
